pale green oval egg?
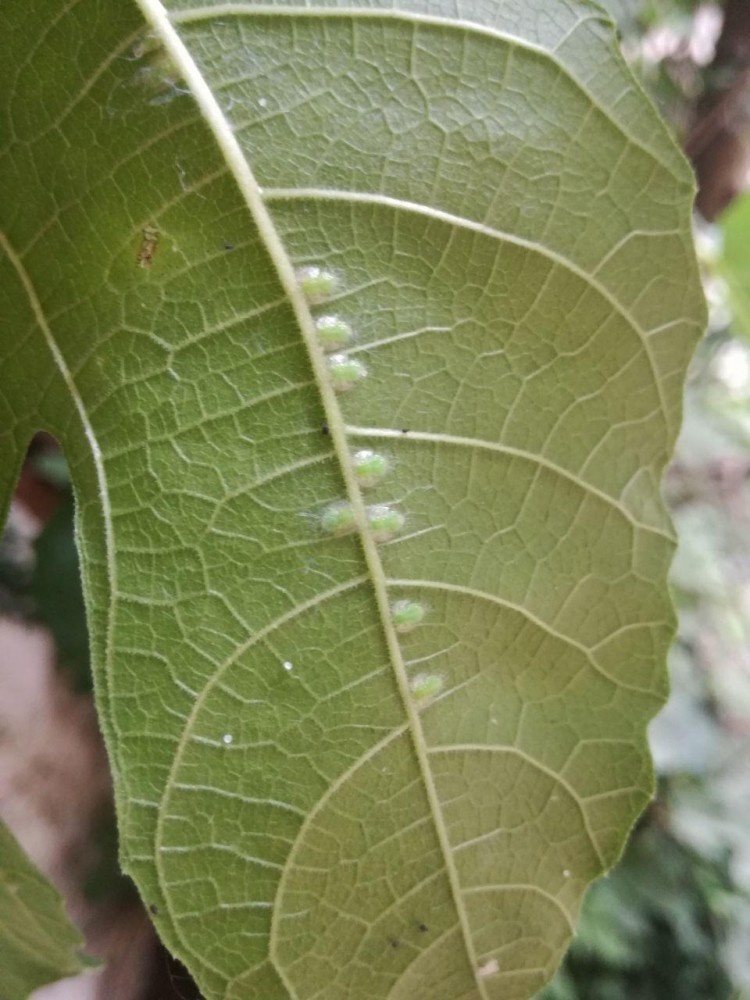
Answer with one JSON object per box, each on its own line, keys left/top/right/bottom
{"left": 328, "top": 354, "right": 367, "bottom": 392}
{"left": 321, "top": 501, "right": 356, "bottom": 536}
{"left": 315, "top": 315, "right": 353, "bottom": 352}
{"left": 391, "top": 599, "right": 425, "bottom": 633}
{"left": 353, "top": 449, "right": 388, "bottom": 488}
{"left": 297, "top": 266, "right": 338, "bottom": 304}
{"left": 410, "top": 673, "right": 444, "bottom": 701}
{"left": 367, "top": 504, "right": 404, "bottom": 542}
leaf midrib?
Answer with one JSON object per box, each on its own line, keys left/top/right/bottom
{"left": 133, "top": 1, "right": 489, "bottom": 994}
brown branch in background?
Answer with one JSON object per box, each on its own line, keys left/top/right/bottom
{"left": 686, "top": 0, "right": 750, "bottom": 220}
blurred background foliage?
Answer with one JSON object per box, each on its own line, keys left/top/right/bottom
{"left": 2, "top": 2, "right": 750, "bottom": 997}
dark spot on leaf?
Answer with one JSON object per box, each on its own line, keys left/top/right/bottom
{"left": 149, "top": 904, "right": 159, "bottom": 915}
{"left": 321, "top": 422, "right": 329, "bottom": 435}
{"left": 389, "top": 938, "right": 400, "bottom": 949}
{"left": 418, "top": 923, "right": 429, "bottom": 933}
{"left": 223, "top": 242, "right": 235, "bottom": 250}
{"left": 401, "top": 428, "right": 409, "bottom": 434}
{"left": 137, "top": 224, "right": 159, "bottom": 268}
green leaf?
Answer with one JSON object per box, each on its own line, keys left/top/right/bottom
{"left": 0, "top": 1, "right": 704, "bottom": 998}
{"left": 720, "top": 194, "right": 750, "bottom": 340}
{"left": 0, "top": 820, "right": 85, "bottom": 999}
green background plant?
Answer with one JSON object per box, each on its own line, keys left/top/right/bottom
{"left": 0, "top": 821, "right": 85, "bottom": 999}
{"left": 0, "top": 1, "right": 704, "bottom": 997}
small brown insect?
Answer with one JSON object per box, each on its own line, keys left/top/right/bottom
{"left": 137, "top": 224, "right": 159, "bottom": 267}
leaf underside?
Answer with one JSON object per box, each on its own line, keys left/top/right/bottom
{"left": 0, "top": 2, "right": 704, "bottom": 998}
{"left": 0, "top": 821, "right": 85, "bottom": 999}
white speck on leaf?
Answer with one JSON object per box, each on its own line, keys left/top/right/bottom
{"left": 478, "top": 958, "right": 500, "bottom": 979}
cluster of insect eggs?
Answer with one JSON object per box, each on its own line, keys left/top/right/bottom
{"left": 300, "top": 267, "right": 442, "bottom": 703}
{"left": 298, "top": 268, "right": 368, "bottom": 392}
{"left": 299, "top": 267, "right": 404, "bottom": 543}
